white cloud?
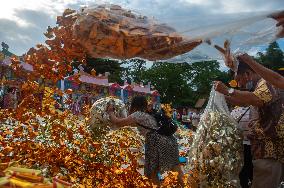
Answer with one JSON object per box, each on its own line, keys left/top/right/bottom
{"left": 247, "top": 46, "right": 265, "bottom": 56}
{"left": 0, "top": 0, "right": 85, "bottom": 26}
{"left": 183, "top": 0, "right": 210, "bottom": 6}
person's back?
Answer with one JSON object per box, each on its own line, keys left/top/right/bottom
{"left": 130, "top": 111, "right": 158, "bottom": 136}
{"left": 131, "top": 110, "right": 181, "bottom": 185}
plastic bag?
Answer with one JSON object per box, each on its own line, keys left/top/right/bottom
{"left": 89, "top": 97, "right": 127, "bottom": 139}
{"left": 158, "top": 11, "right": 281, "bottom": 63}
{"left": 187, "top": 88, "right": 243, "bottom": 187}
{"left": 90, "top": 97, "right": 127, "bottom": 125}
{"left": 72, "top": 4, "right": 202, "bottom": 61}
{"left": 71, "top": 3, "right": 282, "bottom": 63}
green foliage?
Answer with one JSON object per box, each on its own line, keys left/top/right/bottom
{"left": 140, "top": 61, "right": 230, "bottom": 107}
{"left": 121, "top": 59, "right": 147, "bottom": 83}
{"left": 79, "top": 57, "right": 126, "bottom": 84}
{"left": 257, "top": 41, "right": 284, "bottom": 70}
{"left": 187, "top": 61, "right": 230, "bottom": 100}
{"left": 141, "top": 62, "right": 195, "bottom": 106}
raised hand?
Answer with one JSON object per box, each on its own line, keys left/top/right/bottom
{"left": 269, "top": 11, "right": 284, "bottom": 38}
{"left": 214, "top": 40, "right": 237, "bottom": 72}
{"left": 214, "top": 81, "right": 229, "bottom": 95}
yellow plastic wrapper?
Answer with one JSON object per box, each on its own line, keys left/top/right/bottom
{"left": 4, "top": 167, "right": 42, "bottom": 176}
{"left": 0, "top": 165, "right": 72, "bottom": 188}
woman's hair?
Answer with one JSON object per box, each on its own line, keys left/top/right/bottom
{"left": 129, "top": 96, "right": 148, "bottom": 114}
{"left": 7, "top": 88, "right": 13, "bottom": 93}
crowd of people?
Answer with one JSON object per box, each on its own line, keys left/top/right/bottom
{"left": 172, "top": 108, "right": 201, "bottom": 130}
{"left": 0, "top": 10, "right": 283, "bottom": 188}
{"left": 105, "top": 12, "right": 284, "bottom": 188}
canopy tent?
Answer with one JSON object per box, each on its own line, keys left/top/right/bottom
{"left": 0, "top": 58, "right": 33, "bottom": 72}
{"left": 151, "top": 90, "right": 160, "bottom": 96}
{"left": 133, "top": 84, "right": 151, "bottom": 94}
{"left": 63, "top": 72, "right": 109, "bottom": 90}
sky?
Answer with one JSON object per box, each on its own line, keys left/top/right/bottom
{"left": 0, "top": 0, "right": 283, "bottom": 62}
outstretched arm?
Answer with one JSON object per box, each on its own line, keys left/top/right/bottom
{"left": 238, "top": 54, "right": 284, "bottom": 90}
{"left": 107, "top": 104, "right": 136, "bottom": 127}
{"left": 214, "top": 81, "right": 264, "bottom": 107}
{"left": 109, "top": 112, "right": 136, "bottom": 127}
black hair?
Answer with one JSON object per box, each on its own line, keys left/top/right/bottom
{"left": 129, "top": 96, "right": 148, "bottom": 114}
{"left": 236, "top": 57, "right": 254, "bottom": 75}
{"left": 276, "top": 69, "right": 284, "bottom": 77}
{"left": 7, "top": 88, "right": 13, "bottom": 93}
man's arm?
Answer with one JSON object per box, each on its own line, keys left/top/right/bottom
{"left": 228, "top": 89, "right": 263, "bottom": 107}
{"left": 225, "top": 95, "right": 250, "bottom": 106}
{"left": 238, "top": 54, "right": 284, "bottom": 90}
{"left": 214, "top": 81, "right": 264, "bottom": 107}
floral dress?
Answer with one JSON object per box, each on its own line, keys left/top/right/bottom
{"left": 130, "top": 111, "right": 179, "bottom": 176}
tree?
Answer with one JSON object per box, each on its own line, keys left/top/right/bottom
{"left": 71, "top": 57, "right": 230, "bottom": 107}
{"left": 137, "top": 60, "right": 230, "bottom": 107}
{"left": 141, "top": 62, "right": 195, "bottom": 106}
{"left": 121, "top": 59, "right": 147, "bottom": 84}
{"left": 74, "top": 57, "right": 126, "bottom": 84}
{"left": 187, "top": 61, "right": 231, "bottom": 100}
{"left": 257, "top": 41, "right": 284, "bottom": 70}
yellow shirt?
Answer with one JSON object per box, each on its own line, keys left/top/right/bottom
{"left": 249, "top": 79, "right": 284, "bottom": 162}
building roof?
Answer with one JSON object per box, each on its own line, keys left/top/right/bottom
{"left": 109, "top": 83, "right": 121, "bottom": 89}
{"left": 133, "top": 84, "right": 151, "bottom": 93}
{"left": 0, "top": 44, "right": 33, "bottom": 72}
{"left": 122, "top": 84, "right": 133, "bottom": 90}
{"left": 0, "top": 58, "right": 33, "bottom": 72}
{"left": 65, "top": 72, "right": 109, "bottom": 86}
